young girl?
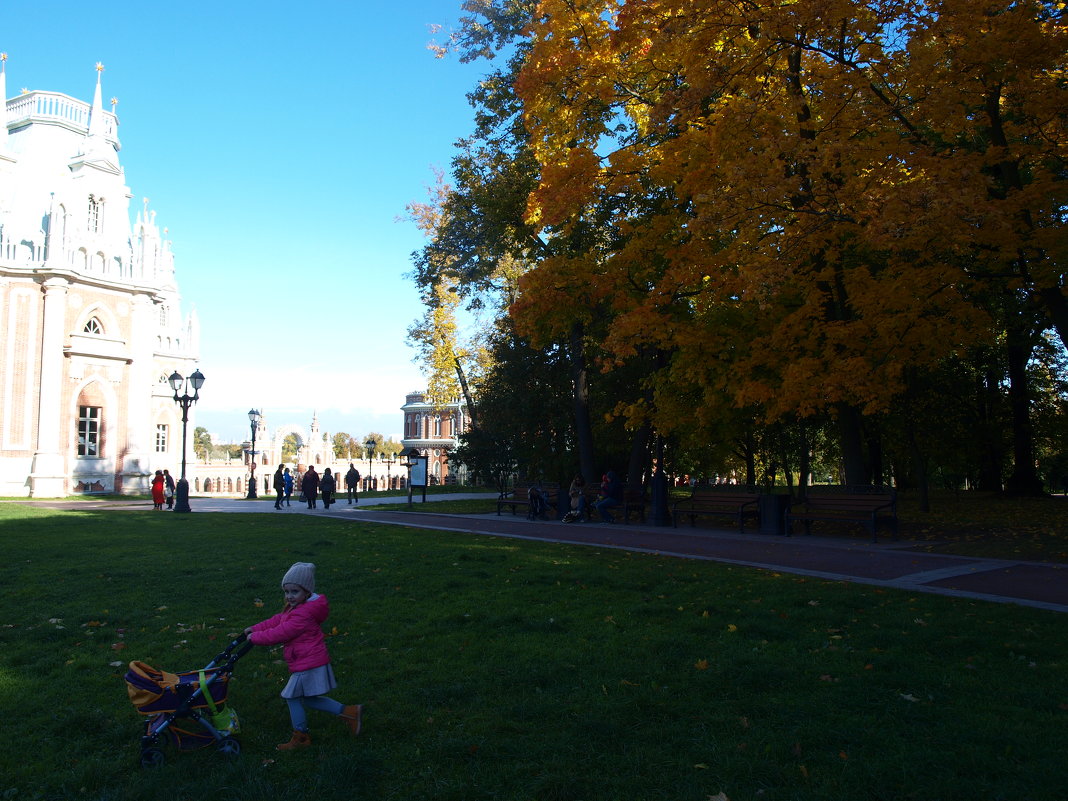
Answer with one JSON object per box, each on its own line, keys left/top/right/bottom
{"left": 244, "top": 562, "right": 362, "bottom": 750}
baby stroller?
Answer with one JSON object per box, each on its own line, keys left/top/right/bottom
{"left": 125, "top": 633, "right": 252, "bottom": 767}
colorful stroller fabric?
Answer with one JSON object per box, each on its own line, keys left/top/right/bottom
{"left": 126, "top": 662, "right": 229, "bottom": 714}
{"left": 124, "top": 634, "right": 252, "bottom": 765}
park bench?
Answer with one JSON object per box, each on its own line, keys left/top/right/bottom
{"left": 496, "top": 482, "right": 559, "bottom": 518}
{"left": 784, "top": 488, "right": 898, "bottom": 543}
{"left": 581, "top": 485, "right": 647, "bottom": 523}
{"left": 672, "top": 487, "right": 760, "bottom": 533}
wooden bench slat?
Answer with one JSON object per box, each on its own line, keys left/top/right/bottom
{"left": 784, "top": 491, "right": 897, "bottom": 543}
{"left": 672, "top": 489, "right": 760, "bottom": 533}
{"left": 496, "top": 482, "right": 559, "bottom": 517}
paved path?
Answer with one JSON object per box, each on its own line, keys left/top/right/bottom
{"left": 31, "top": 493, "right": 1068, "bottom": 614}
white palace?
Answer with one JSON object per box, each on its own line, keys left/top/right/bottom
{"left": 0, "top": 58, "right": 200, "bottom": 496}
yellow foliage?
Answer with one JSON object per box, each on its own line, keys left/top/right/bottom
{"left": 511, "top": 0, "right": 1067, "bottom": 420}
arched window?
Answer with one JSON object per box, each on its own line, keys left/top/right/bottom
{"left": 83, "top": 317, "right": 103, "bottom": 334}
{"left": 88, "top": 195, "right": 100, "bottom": 233}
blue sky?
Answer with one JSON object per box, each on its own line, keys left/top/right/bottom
{"left": 5, "top": 0, "right": 488, "bottom": 443}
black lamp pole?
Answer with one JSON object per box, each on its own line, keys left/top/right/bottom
{"left": 246, "top": 409, "right": 260, "bottom": 499}
{"left": 168, "top": 369, "right": 205, "bottom": 513}
{"left": 365, "top": 437, "right": 376, "bottom": 492}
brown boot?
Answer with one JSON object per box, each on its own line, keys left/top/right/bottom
{"left": 276, "top": 730, "right": 311, "bottom": 751}
{"left": 341, "top": 704, "right": 362, "bottom": 736}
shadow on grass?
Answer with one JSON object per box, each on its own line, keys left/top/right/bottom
{"left": 0, "top": 506, "right": 1066, "bottom": 800}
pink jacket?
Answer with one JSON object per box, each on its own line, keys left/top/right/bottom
{"left": 248, "top": 593, "right": 331, "bottom": 673}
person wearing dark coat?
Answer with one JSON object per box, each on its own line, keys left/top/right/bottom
{"left": 345, "top": 464, "right": 361, "bottom": 504}
{"left": 594, "top": 470, "right": 623, "bottom": 523}
{"left": 320, "top": 468, "right": 336, "bottom": 509}
{"left": 302, "top": 467, "right": 320, "bottom": 509}
{"left": 273, "top": 465, "right": 286, "bottom": 510}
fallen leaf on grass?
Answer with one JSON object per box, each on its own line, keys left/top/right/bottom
{"left": 708, "top": 793, "right": 730, "bottom": 801}
{"left": 695, "top": 659, "right": 710, "bottom": 670}
{"left": 900, "top": 693, "right": 919, "bottom": 702}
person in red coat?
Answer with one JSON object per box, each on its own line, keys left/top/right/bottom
{"left": 150, "top": 470, "right": 166, "bottom": 510}
{"left": 244, "top": 562, "right": 362, "bottom": 750}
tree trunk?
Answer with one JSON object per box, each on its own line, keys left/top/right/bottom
{"left": 975, "top": 363, "right": 1004, "bottom": 491}
{"left": 453, "top": 357, "right": 479, "bottom": 431}
{"left": 907, "top": 422, "right": 930, "bottom": 512}
{"left": 568, "top": 321, "right": 597, "bottom": 484}
{"left": 1004, "top": 324, "right": 1044, "bottom": 495}
{"left": 626, "top": 422, "right": 652, "bottom": 492}
{"left": 836, "top": 404, "right": 868, "bottom": 486}
{"left": 796, "top": 421, "right": 809, "bottom": 499}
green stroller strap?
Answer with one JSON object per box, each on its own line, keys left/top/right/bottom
{"left": 198, "top": 670, "right": 221, "bottom": 716}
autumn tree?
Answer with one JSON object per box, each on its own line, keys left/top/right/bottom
{"left": 281, "top": 432, "right": 301, "bottom": 463}
{"left": 193, "top": 426, "right": 212, "bottom": 463}
{"left": 513, "top": 0, "right": 1067, "bottom": 491}
{"left": 332, "top": 432, "right": 354, "bottom": 460}
{"left": 418, "top": 0, "right": 688, "bottom": 487}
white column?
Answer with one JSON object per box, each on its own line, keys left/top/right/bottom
{"left": 29, "top": 277, "right": 69, "bottom": 496}
{"left": 121, "top": 293, "right": 154, "bottom": 491}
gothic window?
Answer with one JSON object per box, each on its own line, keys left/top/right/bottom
{"left": 83, "top": 317, "right": 103, "bottom": 334}
{"left": 155, "top": 424, "right": 168, "bottom": 453}
{"left": 77, "top": 406, "right": 101, "bottom": 457}
{"left": 88, "top": 195, "right": 101, "bottom": 233}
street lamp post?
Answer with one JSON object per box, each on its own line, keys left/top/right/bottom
{"left": 246, "top": 409, "right": 261, "bottom": 499}
{"left": 364, "top": 437, "right": 376, "bottom": 492}
{"left": 386, "top": 455, "right": 394, "bottom": 490}
{"left": 168, "top": 368, "right": 205, "bottom": 513}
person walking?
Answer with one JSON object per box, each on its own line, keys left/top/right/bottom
{"left": 320, "top": 468, "right": 336, "bottom": 509}
{"left": 283, "top": 467, "right": 294, "bottom": 506}
{"left": 302, "top": 466, "right": 320, "bottom": 509}
{"left": 244, "top": 562, "right": 362, "bottom": 750}
{"left": 150, "top": 470, "right": 166, "bottom": 510}
{"left": 163, "top": 469, "right": 176, "bottom": 509}
{"left": 273, "top": 464, "right": 286, "bottom": 510}
{"left": 345, "top": 463, "right": 361, "bottom": 504}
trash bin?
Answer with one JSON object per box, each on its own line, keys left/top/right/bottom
{"left": 758, "top": 493, "right": 790, "bottom": 535}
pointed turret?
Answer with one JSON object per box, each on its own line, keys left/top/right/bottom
{"left": 0, "top": 53, "right": 10, "bottom": 155}
{"left": 0, "top": 55, "right": 7, "bottom": 134}
{"left": 74, "top": 62, "right": 119, "bottom": 173}
{"left": 89, "top": 63, "right": 105, "bottom": 136}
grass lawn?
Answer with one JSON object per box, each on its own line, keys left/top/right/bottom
{"left": 1, "top": 503, "right": 1066, "bottom": 801}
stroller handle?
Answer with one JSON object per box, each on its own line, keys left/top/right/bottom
{"left": 209, "top": 632, "right": 252, "bottom": 668}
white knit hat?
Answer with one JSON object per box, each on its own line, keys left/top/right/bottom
{"left": 282, "top": 562, "right": 316, "bottom": 593}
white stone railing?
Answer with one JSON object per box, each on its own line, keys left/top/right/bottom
{"left": 0, "top": 232, "right": 44, "bottom": 264}
{"left": 6, "top": 91, "right": 118, "bottom": 140}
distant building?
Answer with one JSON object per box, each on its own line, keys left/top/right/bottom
{"left": 400, "top": 392, "right": 470, "bottom": 484}
{"left": 0, "top": 59, "right": 199, "bottom": 496}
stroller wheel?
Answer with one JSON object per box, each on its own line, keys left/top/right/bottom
{"left": 217, "top": 736, "right": 241, "bottom": 758}
{"left": 140, "top": 747, "right": 165, "bottom": 768}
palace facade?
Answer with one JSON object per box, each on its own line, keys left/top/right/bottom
{"left": 0, "top": 59, "right": 200, "bottom": 496}
{"left": 400, "top": 392, "right": 470, "bottom": 484}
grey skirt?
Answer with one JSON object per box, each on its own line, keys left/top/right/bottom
{"left": 280, "top": 663, "right": 337, "bottom": 699}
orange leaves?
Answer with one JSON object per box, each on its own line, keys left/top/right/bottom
{"left": 510, "top": 0, "right": 1068, "bottom": 428}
